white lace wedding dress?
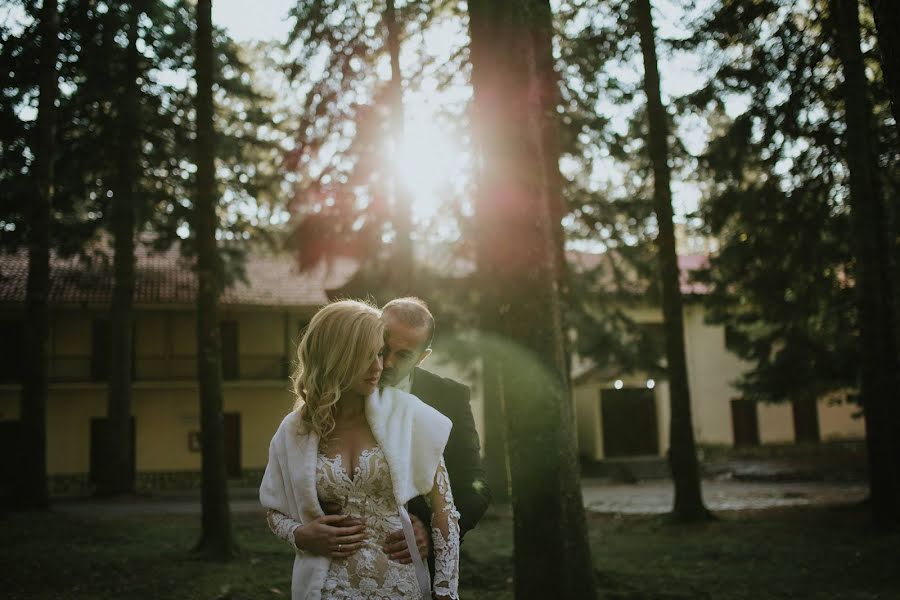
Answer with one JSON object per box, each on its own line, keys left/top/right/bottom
{"left": 267, "top": 446, "right": 460, "bottom": 599}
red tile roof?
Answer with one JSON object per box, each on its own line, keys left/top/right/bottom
{"left": 567, "top": 250, "right": 710, "bottom": 295}
{"left": 0, "top": 242, "right": 357, "bottom": 308}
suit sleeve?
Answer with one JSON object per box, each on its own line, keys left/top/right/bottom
{"left": 442, "top": 382, "right": 491, "bottom": 538}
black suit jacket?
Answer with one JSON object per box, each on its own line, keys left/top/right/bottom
{"left": 407, "top": 367, "right": 491, "bottom": 540}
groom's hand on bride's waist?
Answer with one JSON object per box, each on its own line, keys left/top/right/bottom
{"left": 382, "top": 514, "right": 430, "bottom": 564}
{"left": 294, "top": 514, "right": 367, "bottom": 559}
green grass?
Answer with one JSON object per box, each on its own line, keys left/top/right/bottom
{"left": 1, "top": 504, "right": 897, "bottom": 599}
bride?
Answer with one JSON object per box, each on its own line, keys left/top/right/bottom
{"left": 260, "top": 299, "right": 460, "bottom": 600}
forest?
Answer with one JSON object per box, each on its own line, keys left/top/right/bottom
{"left": 1, "top": 1, "right": 898, "bottom": 598}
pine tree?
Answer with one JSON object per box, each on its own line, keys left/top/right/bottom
{"left": 192, "top": 0, "right": 233, "bottom": 560}
{"left": 468, "top": 1, "right": 596, "bottom": 596}
{"left": 634, "top": 0, "right": 709, "bottom": 522}
{"left": 831, "top": 0, "right": 900, "bottom": 530}
{"left": 97, "top": 0, "right": 144, "bottom": 497}
{"left": 867, "top": 0, "right": 900, "bottom": 137}
{"left": 19, "top": 0, "right": 59, "bottom": 510}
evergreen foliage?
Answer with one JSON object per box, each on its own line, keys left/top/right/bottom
{"left": 685, "top": 0, "right": 898, "bottom": 404}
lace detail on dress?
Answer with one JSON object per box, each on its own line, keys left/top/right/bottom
{"left": 266, "top": 509, "right": 302, "bottom": 550}
{"left": 425, "top": 457, "right": 460, "bottom": 600}
{"left": 318, "top": 446, "right": 422, "bottom": 599}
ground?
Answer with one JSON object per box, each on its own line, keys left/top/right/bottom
{"left": 2, "top": 478, "right": 897, "bottom": 599}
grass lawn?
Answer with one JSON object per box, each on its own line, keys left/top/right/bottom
{"left": 1, "top": 503, "right": 897, "bottom": 599}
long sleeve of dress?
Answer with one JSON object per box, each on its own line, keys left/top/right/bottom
{"left": 267, "top": 509, "right": 303, "bottom": 551}
{"left": 426, "top": 457, "right": 460, "bottom": 600}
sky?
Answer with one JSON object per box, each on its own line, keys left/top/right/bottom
{"left": 214, "top": 0, "right": 293, "bottom": 43}
{"left": 0, "top": 0, "right": 711, "bottom": 230}
{"left": 212, "top": 0, "right": 710, "bottom": 227}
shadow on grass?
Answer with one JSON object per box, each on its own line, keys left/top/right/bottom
{"left": 2, "top": 502, "right": 898, "bottom": 599}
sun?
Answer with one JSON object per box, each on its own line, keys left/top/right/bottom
{"left": 388, "top": 115, "right": 465, "bottom": 223}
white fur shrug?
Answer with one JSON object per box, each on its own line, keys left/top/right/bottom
{"left": 259, "top": 386, "right": 453, "bottom": 600}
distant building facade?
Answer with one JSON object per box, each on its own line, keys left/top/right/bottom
{"left": 0, "top": 244, "right": 867, "bottom": 493}
{"left": 0, "top": 243, "right": 355, "bottom": 493}
{"left": 570, "top": 254, "right": 865, "bottom": 462}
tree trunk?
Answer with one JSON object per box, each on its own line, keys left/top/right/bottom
{"left": 832, "top": 0, "right": 900, "bottom": 531}
{"left": 384, "top": 0, "right": 414, "bottom": 292}
{"left": 97, "top": 0, "right": 141, "bottom": 497}
{"left": 193, "top": 0, "right": 233, "bottom": 559}
{"left": 467, "top": 0, "right": 510, "bottom": 504}
{"left": 19, "top": 0, "right": 59, "bottom": 510}
{"left": 468, "top": 1, "right": 596, "bottom": 597}
{"left": 481, "top": 347, "right": 510, "bottom": 502}
{"left": 634, "top": 0, "right": 710, "bottom": 523}
{"left": 867, "top": 0, "right": 900, "bottom": 139}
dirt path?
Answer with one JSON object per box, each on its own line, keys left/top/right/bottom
{"left": 582, "top": 479, "right": 868, "bottom": 513}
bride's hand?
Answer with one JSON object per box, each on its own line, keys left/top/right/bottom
{"left": 294, "top": 514, "right": 367, "bottom": 558}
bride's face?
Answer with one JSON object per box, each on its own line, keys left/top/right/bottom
{"left": 350, "top": 347, "right": 384, "bottom": 397}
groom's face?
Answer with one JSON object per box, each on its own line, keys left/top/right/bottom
{"left": 380, "top": 314, "right": 430, "bottom": 387}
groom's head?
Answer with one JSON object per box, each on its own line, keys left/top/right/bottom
{"left": 380, "top": 297, "right": 434, "bottom": 387}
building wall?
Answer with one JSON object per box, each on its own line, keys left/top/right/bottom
{"left": 574, "top": 384, "right": 604, "bottom": 460}
{"left": 682, "top": 304, "right": 748, "bottom": 446}
{"left": 757, "top": 402, "right": 795, "bottom": 444}
{"left": 0, "top": 381, "right": 293, "bottom": 475}
{"left": 0, "top": 306, "right": 307, "bottom": 479}
{"left": 572, "top": 304, "right": 865, "bottom": 459}
{"left": 818, "top": 400, "right": 866, "bottom": 441}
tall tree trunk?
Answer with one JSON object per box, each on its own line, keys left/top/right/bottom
{"left": 634, "top": 0, "right": 710, "bottom": 523}
{"left": 867, "top": 0, "right": 900, "bottom": 139}
{"left": 468, "top": 0, "right": 509, "bottom": 504}
{"left": 832, "top": 0, "right": 900, "bottom": 531}
{"left": 468, "top": 1, "right": 596, "bottom": 597}
{"left": 97, "top": 0, "right": 141, "bottom": 497}
{"left": 480, "top": 353, "right": 509, "bottom": 502}
{"left": 19, "top": 0, "right": 59, "bottom": 510}
{"left": 193, "top": 0, "right": 233, "bottom": 559}
{"left": 384, "top": 0, "right": 414, "bottom": 292}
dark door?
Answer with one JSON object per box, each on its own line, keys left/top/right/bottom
{"left": 89, "top": 417, "right": 136, "bottom": 485}
{"left": 792, "top": 396, "right": 820, "bottom": 443}
{"left": 224, "top": 412, "right": 241, "bottom": 478}
{"left": 601, "top": 388, "right": 659, "bottom": 457}
{"left": 731, "top": 398, "right": 760, "bottom": 447}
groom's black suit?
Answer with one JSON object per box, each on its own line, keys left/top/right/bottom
{"left": 407, "top": 367, "right": 491, "bottom": 540}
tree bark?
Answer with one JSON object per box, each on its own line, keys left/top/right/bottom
{"left": 97, "top": 0, "right": 141, "bottom": 497}
{"left": 194, "top": 0, "right": 234, "bottom": 559}
{"left": 867, "top": 0, "right": 900, "bottom": 140}
{"left": 468, "top": 1, "right": 596, "bottom": 597}
{"left": 384, "top": 0, "right": 414, "bottom": 292}
{"left": 634, "top": 0, "right": 710, "bottom": 522}
{"left": 832, "top": 0, "right": 900, "bottom": 531}
{"left": 20, "top": 0, "right": 59, "bottom": 511}
{"left": 467, "top": 0, "right": 509, "bottom": 504}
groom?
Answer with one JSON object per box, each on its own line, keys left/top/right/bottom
{"left": 378, "top": 297, "right": 491, "bottom": 566}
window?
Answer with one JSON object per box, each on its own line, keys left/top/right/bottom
{"left": 724, "top": 324, "right": 741, "bottom": 353}
{"left": 91, "top": 319, "right": 111, "bottom": 381}
{"left": 730, "top": 398, "right": 759, "bottom": 447}
{"left": 90, "top": 319, "right": 136, "bottom": 381}
{"left": 220, "top": 321, "right": 239, "bottom": 380}
{"left": 0, "top": 320, "right": 25, "bottom": 383}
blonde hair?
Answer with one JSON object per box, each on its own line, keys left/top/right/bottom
{"left": 291, "top": 299, "right": 384, "bottom": 439}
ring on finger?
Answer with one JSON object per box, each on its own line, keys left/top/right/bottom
{"left": 338, "top": 543, "right": 343, "bottom": 551}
